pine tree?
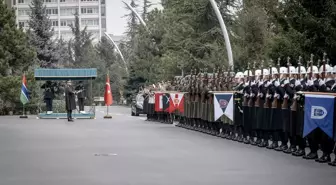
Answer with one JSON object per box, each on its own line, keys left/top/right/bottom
{"left": 0, "top": 0, "right": 36, "bottom": 76}
{"left": 142, "top": 0, "right": 152, "bottom": 21}
{"left": 123, "top": 0, "right": 140, "bottom": 42}
{"left": 28, "top": 0, "right": 58, "bottom": 68}
{"left": 69, "top": 11, "right": 94, "bottom": 67}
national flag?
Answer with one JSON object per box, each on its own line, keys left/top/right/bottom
{"left": 213, "top": 93, "right": 234, "bottom": 121}
{"left": 154, "top": 92, "right": 163, "bottom": 112}
{"left": 104, "top": 74, "right": 113, "bottom": 106}
{"left": 20, "top": 74, "right": 29, "bottom": 105}
{"left": 169, "top": 93, "right": 185, "bottom": 113}
{"left": 162, "top": 93, "right": 171, "bottom": 112}
{"left": 303, "top": 94, "right": 334, "bottom": 139}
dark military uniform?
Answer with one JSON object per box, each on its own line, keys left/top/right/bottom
{"left": 41, "top": 81, "right": 55, "bottom": 112}
{"left": 65, "top": 83, "right": 76, "bottom": 121}
{"left": 75, "top": 82, "right": 85, "bottom": 111}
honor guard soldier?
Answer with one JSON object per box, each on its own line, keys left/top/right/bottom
{"left": 267, "top": 59, "right": 281, "bottom": 150}
{"left": 65, "top": 80, "right": 76, "bottom": 122}
{"left": 242, "top": 67, "right": 253, "bottom": 144}
{"left": 303, "top": 55, "right": 320, "bottom": 160}
{"left": 41, "top": 81, "right": 56, "bottom": 114}
{"left": 233, "top": 72, "right": 245, "bottom": 142}
{"left": 75, "top": 81, "right": 85, "bottom": 113}
{"left": 291, "top": 63, "right": 307, "bottom": 157}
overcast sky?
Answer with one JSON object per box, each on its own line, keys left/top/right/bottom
{"left": 106, "top": 0, "right": 162, "bottom": 36}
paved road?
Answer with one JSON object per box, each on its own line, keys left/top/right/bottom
{"left": 0, "top": 106, "right": 335, "bottom": 185}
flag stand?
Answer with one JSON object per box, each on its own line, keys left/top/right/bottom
{"left": 104, "top": 105, "right": 112, "bottom": 119}
{"left": 19, "top": 104, "right": 28, "bottom": 119}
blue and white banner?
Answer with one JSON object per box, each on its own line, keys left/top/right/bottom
{"left": 303, "top": 94, "right": 335, "bottom": 138}
{"left": 214, "top": 93, "right": 234, "bottom": 121}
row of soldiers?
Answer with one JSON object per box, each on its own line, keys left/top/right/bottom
{"left": 142, "top": 55, "right": 336, "bottom": 167}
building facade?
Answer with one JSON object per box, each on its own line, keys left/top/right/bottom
{"left": 10, "top": 0, "right": 106, "bottom": 42}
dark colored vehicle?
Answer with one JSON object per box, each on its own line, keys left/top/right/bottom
{"left": 131, "top": 94, "right": 144, "bottom": 116}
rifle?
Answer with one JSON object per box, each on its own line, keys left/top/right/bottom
{"left": 271, "top": 58, "right": 281, "bottom": 108}
{"left": 255, "top": 60, "right": 264, "bottom": 108}
{"left": 282, "top": 57, "right": 291, "bottom": 109}
{"left": 322, "top": 52, "right": 327, "bottom": 80}
{"left": 248, "top": 61, "right": 256, "bottom": 107}
{"left": 242, "top": 63, "right": 250, "bottom": 106}
{"left": 310, "top": 54, "right": 314, "bottom": 80}
{"left": 264, "top": 59, "right": 273, "bottom": 108}
{"left": 291, "top": 56, "right": 302, "bottom": 111}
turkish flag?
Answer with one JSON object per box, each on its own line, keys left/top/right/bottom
{"left": 104, "top": 74, "right": 113, "bottom": 106}
{"left": 154, "top": 92, "right": 163, "bottom": 112}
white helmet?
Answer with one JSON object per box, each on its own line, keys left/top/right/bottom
{"left": 255, "top": 69, "right": 262, "bottom": 76}
{"left": 307, "top": 66, "right": 319, "bottom": 74}
{"left": 235, "top": 72, "right": 244, "bottom": 79}
{"left": 244, "top": 70, "right": 253, "bottom": 77}
{"left": 296, "top": 66, "right": 306, "bottom": 74}
{"left": 289, "top": 66, "right": 296, "bottom": 74}
{"left": 230, "top": 72, "right": 235, "bottom": 77}
{"left": 279, "top": 67, "right": 288, "bottom": 74}
{"left": 263, "top": 69, "right": 270, "bottom": 76}
{"left": 271, "top": 67, "right": 278, "bottom": 75}
{"left": 334, "top": 65, "right": 336, "bottom": 74}
{"left": 319, "top": 64, "right": 332, "bottom": 73}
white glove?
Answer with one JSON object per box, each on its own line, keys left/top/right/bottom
{"left": 284, "top": 93, "right": 289, "bottom": 99}
{"left": 294, "top": 94, "right": 299, "bottom": 100}
{"left": 250, "top": 93, "right": 255, "bottom": 97}
{"left": 244, "top": 93, "right": 249, "bottom": 97}
{"left": 319, "top": 79, "right": 325, "bottom": 86}
{"left": 266, "top": 94, "right": 271, "bottom": 98}
{"left": 274, "top": 93, "right": 279, "bottom": 99}
{"left": 295, "top": 80, "right": 301, "bottom": 86}
{"left": 284, "top": 79, "right": 289, "bottom": 85}
{"left": 274, "top": 81, "right": 280, "bottom": 87}
{"left": 307, "top": 80, "right": 314, "bottom": 86}
{"left": 258, "top": 93, "right": 263, "bottom": 98}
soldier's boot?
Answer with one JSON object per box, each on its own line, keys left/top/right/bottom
{"left": 315, "top": 153, "right": 331, "bottom": 163}
{"left": 267, "top": 141, "right": 278, "bottom": 149}
{"left": 292, "top": 148, "right": 305, "bottom": 157}
{"left": 254, "top": 138, "right": 262, "bottom": 146}
{"left": 275, "top": 143, "right": 287, "bottom": 151}
{"left": 258, "top": 140, "right": 268, "bottom": 148}
{"left": 237, "top": 135, "right": 244, "bottom": 143}
{"left": 283, "top": 145, "right": 296, "bottom": 154}
{"left": 303, "top": 152, "right": 318, "bottom": 160}
{"left": 243, "top": 137, "right": 250, "bottom": 144}
{"left": 328, "top": 159, "right": 336, "bottom": 166}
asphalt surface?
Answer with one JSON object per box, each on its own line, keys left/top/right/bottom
{"left": 0, "top": 106, "right": 335, "bottom": 185}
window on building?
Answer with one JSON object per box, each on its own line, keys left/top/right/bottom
{"left": 81, "top": 0, "right": 98, "bottom": 2}
{"left": 60, "top": 20, "right": 67, "bottom": 26}
{"left": 18, "top": 21, "right": 25, "bottom": 28}
{"left": 101, "top": 7, "right": 105, "bottom": 16}
{"left": 81, "top": 7, "right": 98, "bottom": 14}
{"left": 46, "top": 8, "right": 58, "bottom": 15}
{"left": 52, "top": 20, "right": 58, "bottom": 26}
{"left": 18, "top": 0, "right": 24, "bottom": 3}
{"left": 61, "top": 8, "right": 76, "bottom": 16}
{"left": 81, "top": 19, "right": 99, "bottom": 26}
{"left": 101, "top": 19, "right": 106, "bottom": 28}
{"left": 44, "top": 0, "right": 57, "bottom": 2}
{"left": 60, "top": 0, "right": 66, "bottom": 2}
{"left": 18, "top": 9, "right": 31, "bottom": 16}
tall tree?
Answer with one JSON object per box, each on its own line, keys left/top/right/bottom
{"left": 142, "top": 0, "right": 152, "bottom": 21}
{"left": 28, "top": 0, "right": 58, "bottom": 68}
{"left": 68, "top": 11, "right": 94, "bottom": 67}
{"left": 123, "top": 0, "right": 140, "bottom": 43}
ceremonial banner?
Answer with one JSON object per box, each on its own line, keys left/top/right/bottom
{"left": 154, "top": 93, "right": 164, "bottom": 112}
{"left": 162, "top": 93, "right": 171, "bottom": 112}
{"left": 169, "top": 93, "right": 185, "bottom": 113}
{"left": 303, "top": 94, "right": 334, "bottom": 138}
{"left": 214, "top": 93, "right": 234, "bottom": 121}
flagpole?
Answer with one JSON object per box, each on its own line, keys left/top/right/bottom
{"left": 20, "top": 73, "right": 28, "bottom": 119}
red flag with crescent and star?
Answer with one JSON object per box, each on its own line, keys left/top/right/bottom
{"left": 104, "top": 74, "right": 113, "bottom": 106}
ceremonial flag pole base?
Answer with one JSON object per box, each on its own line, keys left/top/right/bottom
{"left": 104, "top": 115, "right": 112, "bottom": 119}
{"left": 20, "top": 115, "right": 28, "bottom": 119}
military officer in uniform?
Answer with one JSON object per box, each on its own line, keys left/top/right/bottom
{"left": 41, "top": 81, "right": 56, "bottom": 114}
{"left": 75, "top": 81, "right": 85, "bottom": 113}
{"left": 233, "top": 72, "right": 245, "bottom": 142}
{"left": 65, "top": 80, "right": 76, "bottom": 122}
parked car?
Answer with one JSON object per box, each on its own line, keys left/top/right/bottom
{"left": 131, "top": 93, "right": 144, "bottom": 116}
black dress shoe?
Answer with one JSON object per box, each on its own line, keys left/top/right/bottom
{"left": 275, "top": 144, "right": 286, "bottom": 151}
{"left": 315, "top": 154, "right": 331, "bottom": 163}
{"left": 68, "top": 118, "right": 74, "bottom": 122}
{"left": 243, "top": 138, "right": 250, "bottom": 144}
{"left": 237, "top": 136, "right": 244, "bottom": 143}
{"left": 328, "top": 160, "right": 336, "bottom": 166}
{"left": 303, "top": 152, "right": 318, "bottom": 160}
{"left": 258, "top": 141, "right": 267, "bottom": 148}
{"left": 267, "top": 142, "right": 278, "bottom": 149}
{"left": 283, "top": 147, "right": 292, "bottom": 154}
{"left": 292, "top": 149, "right": 305, "bottom": 157}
